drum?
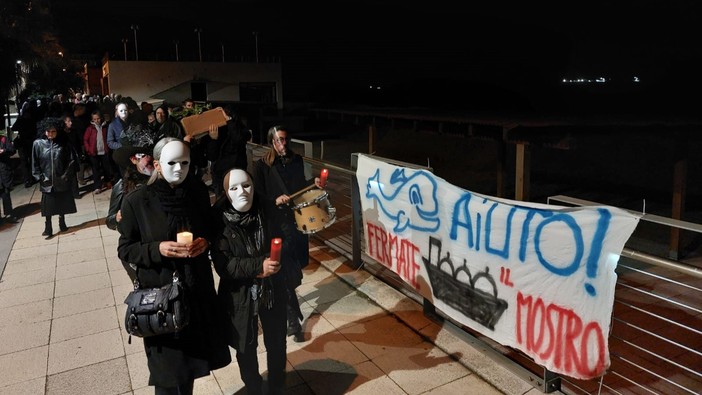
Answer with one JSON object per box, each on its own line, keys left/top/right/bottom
{"left": 291, "top": 188, "right": 337, "bottom": 234}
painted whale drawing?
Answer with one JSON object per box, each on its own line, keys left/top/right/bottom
{"left": 365, "top": 168, "right": 440, "bottom": 233}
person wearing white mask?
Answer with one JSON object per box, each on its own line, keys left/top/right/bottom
{"left": 211, "top": 168, "right": 286, "bottom": 395}
{"left": 118, "top": 137, "right": 231, "bottom": 394}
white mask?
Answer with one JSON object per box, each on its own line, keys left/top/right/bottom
{"left": 116, "top": 104, "right": 128, "bottom": 121}
{"left": 157, "top": 141, "right": 189, "bottom": 185}
{"left": 226, "top": 169, "right": 254, "bottom": 212}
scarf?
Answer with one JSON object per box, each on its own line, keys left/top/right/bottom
{"left": 150, "top": 177, "right": 192, "bottom": 241}
{"left": 222, "top": 203, "right": 274, "bottom": 313}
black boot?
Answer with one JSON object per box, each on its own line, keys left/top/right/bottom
{"left": 286, "top": 301, "right": 304, "bottom": 342}
{"left": 42, "top": 217, "right": 53, "bottom": 237}
{"left": 59, "top": 216, "right": 68, "bottom": 232}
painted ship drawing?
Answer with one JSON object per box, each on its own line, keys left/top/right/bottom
{"left": 422, "top": 237, "right": 508, "bottom": 330}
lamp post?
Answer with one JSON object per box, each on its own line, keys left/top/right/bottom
{"left": 131, "top": 24, "right": 140, "bottom": 61}
{"left": 174, "top": 40, "right": 180, "bottom": 61}
{"left": 121, "top": 38, "right": 128, "bottom": 60}
{"left": 194, "top": 28, "right": 203, "bottom": 62}
{"left": 221, "top": 42, "right": 225, "bottom": 62}
{"left": 252, "top": 31, "right": 259, "bottom": 63}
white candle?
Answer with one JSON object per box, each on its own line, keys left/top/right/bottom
{"left": 177, "top": 231, "right": 193, "bottom": 244}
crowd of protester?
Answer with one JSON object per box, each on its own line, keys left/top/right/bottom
{"left": 4, "top": 91, "right": 323, "bottom": 394}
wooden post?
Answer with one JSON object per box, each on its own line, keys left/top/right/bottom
{"left": 515, "top": 142, "right": 531, "bottom": 201}
{"left": 670, "top": 157, "right": 687, "bottom": 260}
{"left": 368, "top": 124, "right": 376, "bottom": 154}
{"left": 496, "top": 142, "right": 505, "bottom": 198}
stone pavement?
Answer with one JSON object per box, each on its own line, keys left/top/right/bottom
{"left": 0, "top": 182, "right": 542, "bottom": 394}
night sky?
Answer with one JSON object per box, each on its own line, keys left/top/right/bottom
{"left": 53, "top": 0, "right": 702, "bottom": 115}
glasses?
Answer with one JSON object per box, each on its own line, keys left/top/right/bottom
{"left": 273, "top": 137, "right": 288, "bottom": 143}
{"left": 135, "top": 153, "right": 148, "bottom": 159}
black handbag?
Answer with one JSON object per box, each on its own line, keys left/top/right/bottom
{"left": 124, "top": 270, "right": 190, "bottom": 340}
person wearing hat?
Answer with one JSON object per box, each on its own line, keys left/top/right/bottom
{"left": 107, "top": 125, "right": 155, "bottom": 226}
{"left": 107, "top": 124, "right": 156, "bottom": 280}
{"left": 32, "top": 117, "right": 79, "bottom": 237}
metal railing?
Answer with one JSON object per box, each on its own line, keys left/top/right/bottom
{"left": 547, "top": 195, "right": 702, "bottom": 395}
{"left": 246, "top": 141, "right": 702, "bottom": 394}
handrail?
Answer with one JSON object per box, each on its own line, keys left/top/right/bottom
{"left": 547, "top": 194, "right": 702, "bottom": 279}
{"left": 547, "top": 194, "right": 702, "bottom": 233}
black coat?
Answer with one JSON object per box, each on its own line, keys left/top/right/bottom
{"left": 117, "top": 176, "right": 231, "bottom": 387}
{"left": 0, "top": 135, "right": 16, "bottom": 189}
{"left": 252, "top": 153, "right": 311, "bottom": 290}
{"left": 31, "top": 137, "right": 78, "bottom": 193}
{"left": 211, "top": 198, "right": 287, "bottom": 351}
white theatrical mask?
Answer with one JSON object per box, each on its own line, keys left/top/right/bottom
{"left": 158, "top": 141, "right": 190, "bottom": 185}
{"left": 116, "top": 103, "right": 128, "bottom": 121}
{"left": 226, "top": 169, "right": 254, "bottom": 212}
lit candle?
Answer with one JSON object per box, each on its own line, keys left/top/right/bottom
{"left": 177, "top": 231, "right": 193, "bottom": 244}
{"left": 270, "top": 238, "right": 282, "bottom": 261}
{"left": 320, "top": 168, "right": 329, "bottom": 188}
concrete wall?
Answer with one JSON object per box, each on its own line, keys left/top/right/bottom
{"left": 103, "top": 61, "right": 283, "bottom": 108}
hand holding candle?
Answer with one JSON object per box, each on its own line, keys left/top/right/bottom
{"left": 177, "top": 231, "right": 193, "bottom": 244}
{"left": 319, "top": 168, "right": 328, "bottom": 188}
{"left": 270, "top": 238, "right": 282, "bottom": 261}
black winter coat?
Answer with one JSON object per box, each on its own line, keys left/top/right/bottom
{"left": 252, "top": 154, "right": 311, "bottom": 290}
{"left": 0, "top": 135, "right": 16, "bottom": 189}
{"left": 117, "top": 176, "right": 231, "bottom": 387}
{"left": 31, "top": 137, "right": 77, "bottom": 193}
{"left": 210, "top": 198, "right": 286, "bottom": 351}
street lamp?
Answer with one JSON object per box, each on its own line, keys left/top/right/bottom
{"left": 194, "top": 28, "right": 203, "bottom": 62}
{"left": 252, "top": 31, "right": 259, "bottom": 63}
{"left": 131, "top": 24, "right": 140, "bottom": 61}
{"left": 174, "top": 40, "right": 180, "bottom": 61}
{"left": 122, "top": 38, "right": 128, "bottom": 60}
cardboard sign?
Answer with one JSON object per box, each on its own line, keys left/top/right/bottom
{"left": 180, "top": 107, "right": 228, "bottom": 138}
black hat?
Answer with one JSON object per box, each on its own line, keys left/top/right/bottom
{"left": 112, "top": 124, "right": 155, "bottom": 169}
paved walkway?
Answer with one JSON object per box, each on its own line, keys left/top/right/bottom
{"left": 0, "top": 183, "right": 541, "bottom": 394}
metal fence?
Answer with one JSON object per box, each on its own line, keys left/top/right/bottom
{"left": 247, "top": 141, "right": 702, "bottom": 394}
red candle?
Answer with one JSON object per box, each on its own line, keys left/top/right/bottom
{"left": 270, "top": 238, "right": 282, "bottom": 261}
{"left": 320, "top": 168, "right": 329, "bottom": 188}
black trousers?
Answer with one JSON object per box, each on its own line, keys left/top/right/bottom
{"left": 154, "top": 380, "right": 194, "bottom": 395}
{"left": 236, "top": 298, "right": 288, "bottom": 395}
{"left": 88, "top": 154, "right": 112, "bottom": 190}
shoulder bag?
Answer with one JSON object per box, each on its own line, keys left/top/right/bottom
{"left": 124, "top": 269, "right": 190, "bottom": 341}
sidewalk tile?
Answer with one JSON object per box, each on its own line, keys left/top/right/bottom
{"left": 297, "top": 275, "right": 355, "bottom": 308}
{"left": 55, "top": 258, "right": 108, "bottom": 281}
{"left": 56, "top": 246, "right": 107, "bottom": 266}
{"left": 307, "top": 360, "right": 406, "bottom": 395}
{"left": 0, "top": 266, "right": 55, "bottom": 291}
{"left": 46, "top": 357, "right": 130, "bottom": 395}
{"left": 423, "top": 374, "right": 502, "bottom": 395}
{"left": 2, "top": 255, "right": 57, "bottom": 275}
{"left": 51, "top": 306, "right": 119, "bottom": 343}
{"left": 0, "top": 345, "right": 49, "bottom": 387}
{"left": 126, "top": 351, "right": 149, "bottom": 390}
{"left": 0, "top": 320, "right": 50, "bottom": 356}
{"left": 12, "top": 234, "right": 58, "bottom": 249}
{"left": 312, "top": 292, "right": 385, "bottom": 331}
{"left": 54, "top": 272, "right": 111, "bottom": 298}
{"left": 372, "top": 343, "right": 469, "bottom": 395}
{"left": 193, "top": 375, "right": 223, "bottom": 395}
{"left": 58, "top": 237, "right": 103, "bottom": 254}
{"left": 286, "top": 329, "right": 368, "bottom": 383}
{"left": 0, "top": 377, "right": 45, "bottom": 395}
{"left": 339, "top": 315, "right": 425, "bottom": 360}
{"left": 8, "top": 244, "right": 58, "bottom": 262}
{"left": 47, "top": 328, "right": 123, "bottom": 375}
{"left": 0, "top": 282, "right": 54, "bottom": 309}
{"left": 52, "top": 287, "right": 115, "bottom": 318}
{"left": 0, "top": 299, "right": 52, "bottom": 328}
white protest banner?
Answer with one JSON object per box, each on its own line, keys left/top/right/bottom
{"left": 356, "top": 154, "right": 640, "bottom": 380}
